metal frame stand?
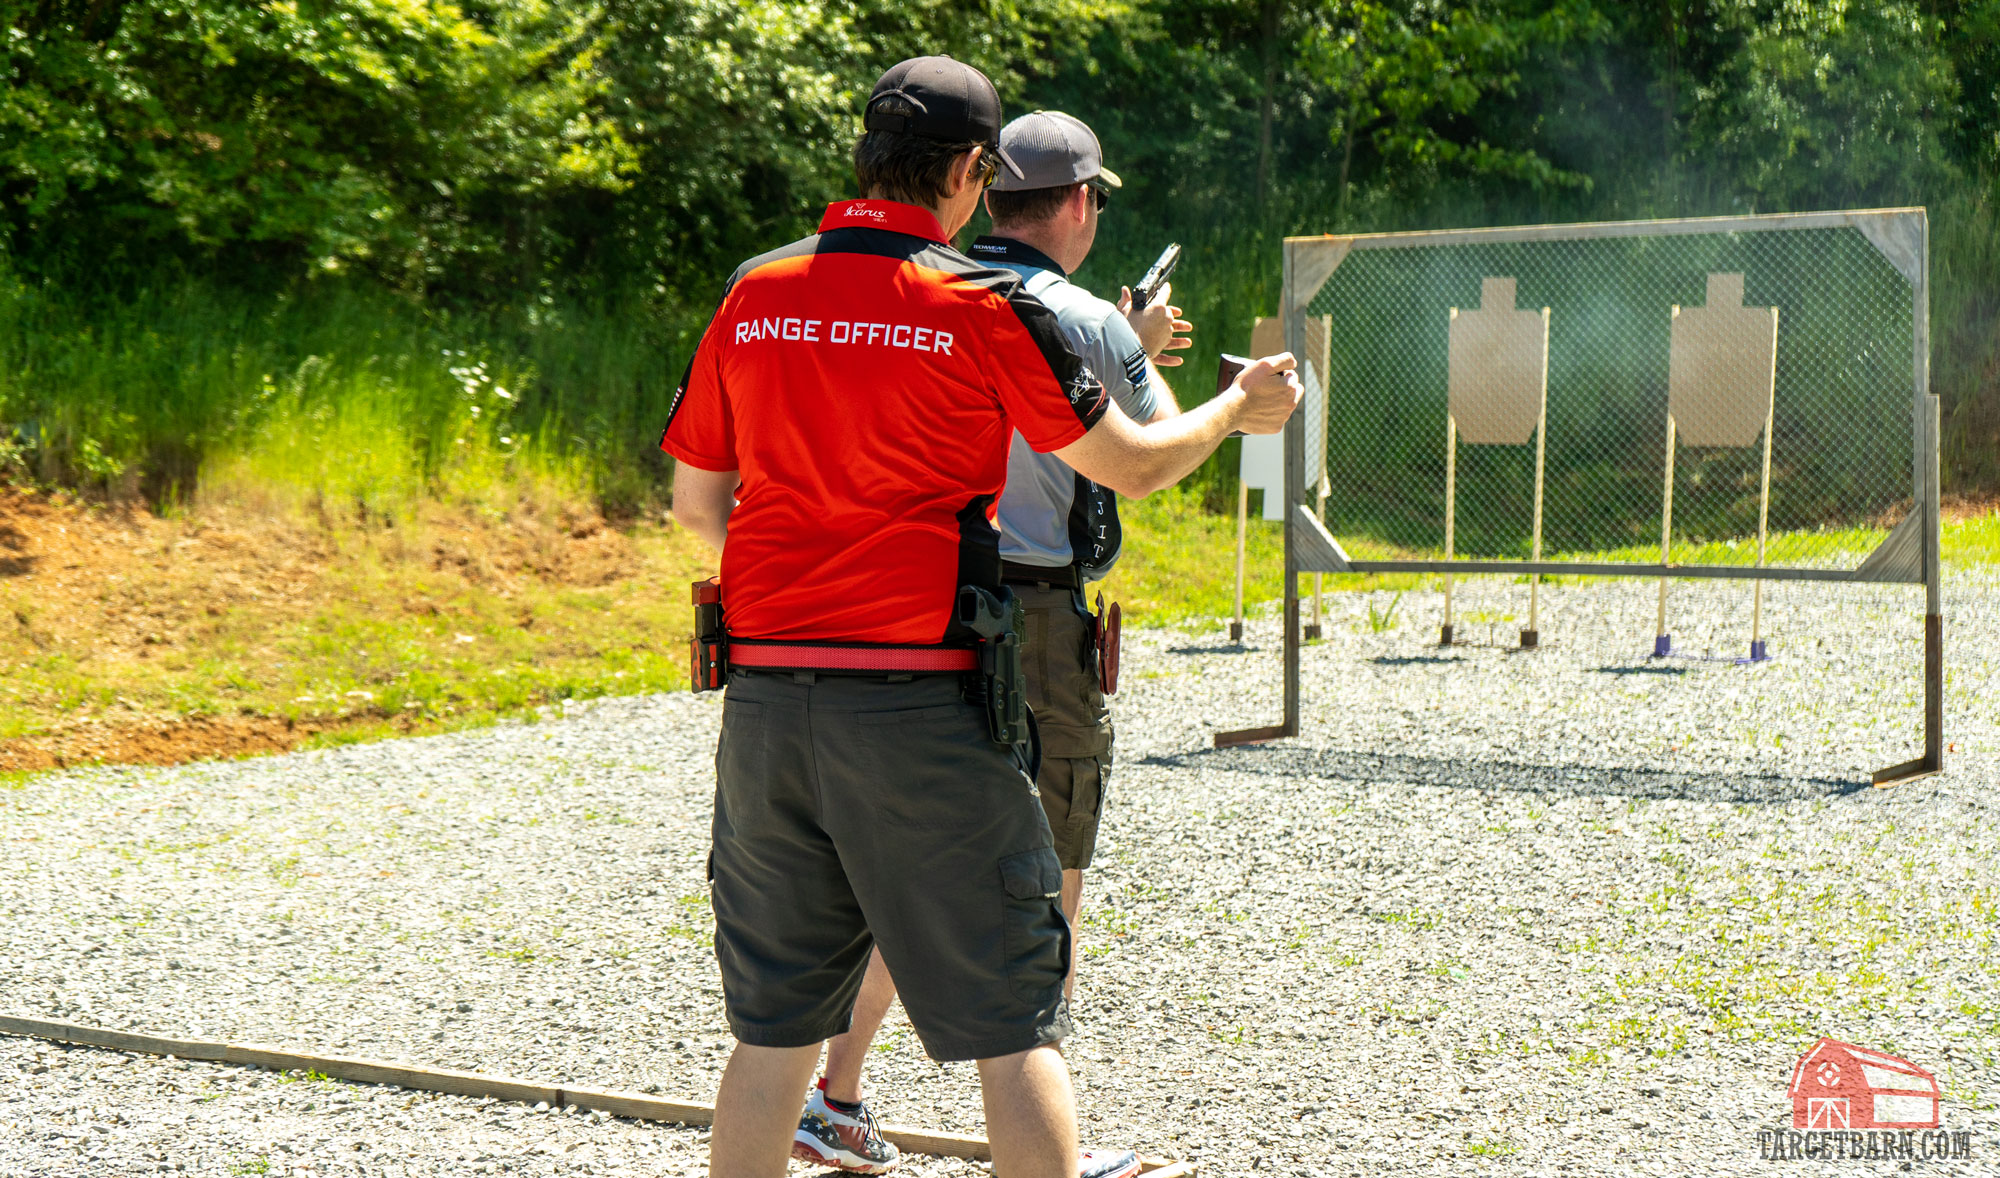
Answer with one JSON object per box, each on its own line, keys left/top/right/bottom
{"left": 1216, "top": 277, "right": 1308, "bottom": 747}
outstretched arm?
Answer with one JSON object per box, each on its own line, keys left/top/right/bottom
{"left": 1053, "top": 353, "right": 1300, "bottom": 499}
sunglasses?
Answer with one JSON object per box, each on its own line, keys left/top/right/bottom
{"left": 975, "top": 146, "right": 1001, "bottom": 189}
{"left": 1085, "top": 180, "right": 1110, "bottom": 212}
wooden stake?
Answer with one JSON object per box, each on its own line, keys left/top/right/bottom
{"left": 1656, "top": 414, "right": 1678, "bottom": 640}
{"left": 1232, "top": 480, "right": 1249, "bottom": 642}
{"left": 1443, "top": 411, "right": 1457, "bottom": 645}
{"left": 1525, "top": 306, "right": 1551, "bottom": 646}
{"left": 1751, "top": 307, "right": 1779, "bottom": 653}
{"left": 1655, "top": 307, "right": 1680, "bottom": 651}
{"left": 1309, "top": 486, "right": 1328, "bottom": 639}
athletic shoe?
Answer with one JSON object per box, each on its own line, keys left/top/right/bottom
{"left": 1080, "top": 1148, "right": 1142, "bottom": 1178}
{"left": 793, "top": 1079, "right": 901, "bottom": 1174}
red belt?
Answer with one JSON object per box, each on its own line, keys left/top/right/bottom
{"left": 727, "top": 641, "right": 978, "bottom": 674}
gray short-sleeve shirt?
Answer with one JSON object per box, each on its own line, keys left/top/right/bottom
{"left": 967, "top": 236, "right": 1161, "bottom": 577}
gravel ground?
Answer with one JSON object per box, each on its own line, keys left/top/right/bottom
{"left": 1, "top": 570, "right": 1995, "bottom": 1176}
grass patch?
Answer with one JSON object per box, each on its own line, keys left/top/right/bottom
{"left": 1103, "top": 495, "right": 1999, "bottom": 633}
{"left": 1945, "top": 505, "right": 2000, "bottom": 563}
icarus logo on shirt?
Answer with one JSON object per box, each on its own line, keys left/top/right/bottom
{"left": 844, "top": 204, "right": 887, "bottom": 221}
{"left": 734, "top": 316, "right": 955, "bottom": 355}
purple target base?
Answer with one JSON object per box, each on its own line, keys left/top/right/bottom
{"left": 1650, "top": 634, "right": 1772, "bottom": 664}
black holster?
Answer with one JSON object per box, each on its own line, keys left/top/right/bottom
{"left": 957, "top": 584, "right": 1027, "bottom": 749}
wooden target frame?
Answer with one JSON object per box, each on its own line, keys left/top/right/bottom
{"left": 1215, "top": 208, "right": 1944, "bottom": 788}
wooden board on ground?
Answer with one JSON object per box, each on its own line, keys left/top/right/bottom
{"left": 0, "top": 1016, "right": 1193, "bottom": 1172}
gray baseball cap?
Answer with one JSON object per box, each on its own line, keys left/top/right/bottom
{"left": 988, "top": 111, "right": 1123, "bottom": 193}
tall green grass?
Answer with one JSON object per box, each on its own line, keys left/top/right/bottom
{"left": 0, "top": 273, "right": 685, "bottom": 516}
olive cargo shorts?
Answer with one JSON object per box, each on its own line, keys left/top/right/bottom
{"left": 1017, "top": 583, "right": 1115, "bottom": 870}
{"left": 709, "top": 670, "right": 1073, "bottom": 1062}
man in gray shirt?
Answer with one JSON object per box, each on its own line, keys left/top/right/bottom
{"left": 795, "top": 110, "right": 1191, "bottom": 1178}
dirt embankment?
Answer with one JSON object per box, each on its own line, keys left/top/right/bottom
{"left": 0, "top": 488, "right": 667, "bottom": 773}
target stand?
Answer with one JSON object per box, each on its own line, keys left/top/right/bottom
{"left": 1653, "top": 272, "right": 1781, "bottom": 663}
{"left": 1441, "top": 277, "right": 1551, "bottom": 649}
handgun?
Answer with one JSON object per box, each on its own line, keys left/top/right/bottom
{"left": 1131, "top": 243, "right": 1181, "bottom": 311}
{"left": 1216, "top": 353, "right": 1249, "bottom": 437}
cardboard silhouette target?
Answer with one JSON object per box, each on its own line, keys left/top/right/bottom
{"left": 1442, "top": 278, "right": 1551, "bottom": 647}
{"left": 1653, "top": 272, "right": 1780, "bottom": 661}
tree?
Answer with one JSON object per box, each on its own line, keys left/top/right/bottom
{"left": 1, "top": 0, "right": 631, "bottom": 289}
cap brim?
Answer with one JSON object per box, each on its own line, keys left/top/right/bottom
{"left": 994, "top": 145, "right": 1026, "bottom": 181}
{"left": 1096, "top": 166, "right": 1122, "bottom": 189}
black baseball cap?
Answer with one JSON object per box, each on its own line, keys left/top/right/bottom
{"left": 864, "top": 56, "right": 1026, "bottom": 180}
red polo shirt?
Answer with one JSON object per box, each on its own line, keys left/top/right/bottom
{"left": 661, "top": 199, "right": 1108, "bottom": 645}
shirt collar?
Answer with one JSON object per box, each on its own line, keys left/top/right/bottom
{"left": 966, "top": 235, "right": 1068, "bottom": 277}
{"left": 817, "top": 199, "right": 948, "bottom": 242}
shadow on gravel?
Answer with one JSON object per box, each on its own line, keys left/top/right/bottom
{"left": 1168, "top": 643, "right": 1257, "bottom": 655}
{"left": 1144, "top": 744, "right": 1868, "bottom": 804}
{"left": 1594, "top": 663, "right": 1690, "bottom": 676}
{"left": 1368, "top": 655, "right": 1460, "bottom": 666}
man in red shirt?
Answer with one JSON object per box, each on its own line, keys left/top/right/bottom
{"left": 665, "top": 56, "right": 1299, "bottom": 1178}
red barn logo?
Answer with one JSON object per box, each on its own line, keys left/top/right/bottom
{"left": 1789, "top": 1039, "right": 1939, "bottom": 1130}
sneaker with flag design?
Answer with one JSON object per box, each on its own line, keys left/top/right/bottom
{"left": 794, "top": 1079, "right": 900, "bottom": 1173}
{"left": 1080, "top": 1148, "right": 1141, "bottom": 1178}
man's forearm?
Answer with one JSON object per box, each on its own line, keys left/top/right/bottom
{"left": 1143, "top": 357, "right": 1182, "bottom": 423}
{"left": 1115, "top": 389, "right": 1243, "bottom": 496}
{"left": 681, "top": 509, "right": 730, "bottom": 552}
{"left": 1055, "top": 353, "right": 1298, "bottom": 499}
{"left": 672, "top": 465, "right": 740, "bottom": 552}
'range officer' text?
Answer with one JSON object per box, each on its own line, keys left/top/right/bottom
{"left": 735, "top": 317, "right": 955, "bottom": 354}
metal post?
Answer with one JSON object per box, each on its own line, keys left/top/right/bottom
{"left": 1923, "top": 211, "right": 1944, "bottom": 777}
{"left": 1282, "top": 364, "right": 1304, "bottom": 738}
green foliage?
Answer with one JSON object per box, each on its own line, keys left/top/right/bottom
{"left": 3, "top": 1, "right": 632, "bottom": 289}
{"left": 591, "top": 0, "right": 1139, "bottom": 296}
{"left": 2, "top": 0, "right": 1998, "bottom": 507}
